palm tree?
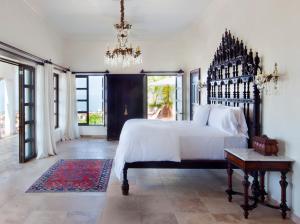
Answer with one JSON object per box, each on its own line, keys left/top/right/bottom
{"left": 158, "top": 85, "right": 174, "bottom": 119}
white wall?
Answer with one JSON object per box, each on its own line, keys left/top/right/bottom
{"left": 64, "top": 38, "right": 186, "bottom": 135}
{"left": 0, "top": 0, "right": 64, "bottom": 65}
{"left": 181, "top": 0, "right": 300, "bottom": 218}
{"left": 1, "top": 0, "right": 67, "bottom": 142}
{"left": 64, "top": 38, "right": 185, "bottom": 73}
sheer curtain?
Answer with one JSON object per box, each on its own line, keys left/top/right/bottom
{"left": 64, "top": 71, "right": 79, "bottom": 140}
{"left": 36, "top": 63, "right": 56, "bottom": 159}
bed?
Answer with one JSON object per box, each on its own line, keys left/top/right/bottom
{"left": 115, "top": 30, "right": 262, "bottom": 195}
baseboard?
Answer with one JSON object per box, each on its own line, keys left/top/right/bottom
{"left": 291, "top": 213, "right": 300, "bottom": 223}
{"left": 80, "top": 135, "right": 106, "bottom": 139}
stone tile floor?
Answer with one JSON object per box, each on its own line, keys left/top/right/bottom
{"left": 0, "top": 137, "right": 295, "bottom": 224}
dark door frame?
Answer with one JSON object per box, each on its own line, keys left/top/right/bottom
{"left": 19, "top": 64, "right": 36, "bottom": 163}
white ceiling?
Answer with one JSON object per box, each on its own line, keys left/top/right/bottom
{"left": 24, "top": 0, "right": 212, "bottom": 40}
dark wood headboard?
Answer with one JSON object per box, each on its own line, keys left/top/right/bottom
{"left": 207, "top": 30, "right": 262, "bottom": 144}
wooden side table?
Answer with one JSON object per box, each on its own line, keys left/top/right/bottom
{"left": 224, "top": 148, "right": 294, "bottom": 219}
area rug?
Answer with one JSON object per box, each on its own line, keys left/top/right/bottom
{"left": 26, "top": 159, "right": 113, "bottom": 193}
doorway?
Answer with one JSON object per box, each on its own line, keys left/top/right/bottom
{"left": 0, "top": 61, "right": 36, "bottom": 164}
{"left": 0, "top": 61, "right": 20, "bottom": 166}
{"left": 147, "top": 75, "right": 183, "bottom": 121}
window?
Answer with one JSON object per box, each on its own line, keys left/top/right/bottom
{"left": 147, "top": 75, "right": 183, "bottom": 121}
{"left": 76, "top": 75, "right": 105, "bottom": 126}
{"left": 53, "top": 74, "right": 59, "bottom": 129}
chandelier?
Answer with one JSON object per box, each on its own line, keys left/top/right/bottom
{"left": 105, "top": 0, "right": 142, "bottom": 67}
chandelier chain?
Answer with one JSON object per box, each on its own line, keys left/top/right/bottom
{"left": 120, "top": 0, "right": 124, "bottom": 27}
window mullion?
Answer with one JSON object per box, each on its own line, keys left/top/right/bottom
{"left": 53, "top": 74, "right": 59, "bottom": 129}
{"left": 87, "top": 76, "right": 89, "bottom": 125}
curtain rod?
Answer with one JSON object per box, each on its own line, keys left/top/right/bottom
{"left": 140, "top": 69, "right": 184, "bottom": 74}
{"left": 0, "top": 47, "right": 44, "bottom": 66}
{"left": 0, "top": 41, "right": 69, "bottom": 71}
{"left": 54, "top": 63, "right": 70, "bottom": 73}
{"left": 0, "top": 57, "right": 21, "bottom": 66}
{"left": 72, "top": 70, "right": 109, "bottom": 74}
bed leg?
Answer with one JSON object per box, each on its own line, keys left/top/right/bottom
{"left": 122, "top": 166, "right": 129, "bottom": 195}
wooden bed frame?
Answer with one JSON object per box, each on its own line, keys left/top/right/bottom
{"left": 122, "top": 30, "right": 262, "bottom": 195}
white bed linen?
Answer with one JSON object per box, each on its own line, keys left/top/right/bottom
{"left": 114, "top": 119, "right": 181, "bottom": 180}
{"left": 180, "top": 133, "right": 247, "bottom": 160}
{"left": 114, "top": 119, "right": 247, "bottom": 180}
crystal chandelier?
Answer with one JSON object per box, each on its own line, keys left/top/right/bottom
{"left": 105, "top": 0, "right": 142, "bottom": 67}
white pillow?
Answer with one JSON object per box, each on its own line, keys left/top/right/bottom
{"left": 193, "top": 105, "right": 210, "bottom": 126}
{"left": 208, "top": 106, "right": 239, "bottom": 135}
{"left": 208, "top": 105, "right": 249, "bottom": 137}
{"left": 230, "top": 107, "right": 249, "bottom": 138}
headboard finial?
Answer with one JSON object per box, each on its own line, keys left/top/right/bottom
{"left": 255, "top": 52, "right": 260, "bottom": 70}
{"left": 240, "top": 40, "right": 244, "bottom": 53}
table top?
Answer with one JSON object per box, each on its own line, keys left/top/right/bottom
{"left": 225, "top": 148, "right": 294, "bottom": 162}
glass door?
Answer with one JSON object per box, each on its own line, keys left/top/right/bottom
{"left": 190, "top": 69, "right": 201, "bottom": 120}
{"left": 175, "top": 75, "right": 183, "bottom": 120}
{"left": 19, "top": 65, "right": 36, "bottom": 163}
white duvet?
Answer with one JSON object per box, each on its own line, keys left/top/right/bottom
{"left": 114, "top": 119, "right": 181, "bottom": 179}
{"left": 114, "top": 119, "right": 247, "bottom": 180}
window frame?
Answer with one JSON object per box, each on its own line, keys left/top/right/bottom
{"left": 53, "top": 73, "right": 59, "bottom": 129}
{"left": 75, "top": 74, "right": 105, "bottom": 126}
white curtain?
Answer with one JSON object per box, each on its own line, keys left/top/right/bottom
{"left": 64, "top": 71, "right": 79, "bottom": 140}
{"left": 58, "top": 73, "right": 67, "bottom": 140}
{"left": 36, "top": 63, "right": 56, "bottom": 159}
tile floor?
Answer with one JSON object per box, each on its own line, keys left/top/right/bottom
{"left": 0, "top": 137, "right": 295, "bottom": 224}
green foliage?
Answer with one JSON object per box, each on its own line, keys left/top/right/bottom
{"left": 147, "top": 76, "right": 175, "bottom": 110}
{"left": 89, "top": 113, "right": 104, "bottom": 125}
{"left": 161, "top": 85, "right": 174, "bottom": 108}
{"left": 78, "top": 114, "right": 87, "bottom": 124}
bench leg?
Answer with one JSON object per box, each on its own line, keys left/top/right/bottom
{"left": 226, "top": 162, "right": 233, "bottom": 202}
{"left": 122, "top": 166, "right": 129, "bottom": 195}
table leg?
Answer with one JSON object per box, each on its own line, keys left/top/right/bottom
{"left": 242, "top": 172, "right": 250, "bottom": 219}
{"left": 280, "top": 171, "right": 289, "bottom": 219}
{"left": 226, "top": 162, "right": 233, "bottom": 202}
{"left": 252, "top": 171, "right": 260, "bottom": 205}
{"left": 259, "top": 171, "right": 266, "bottom": 203}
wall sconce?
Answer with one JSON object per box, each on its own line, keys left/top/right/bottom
{"left": 255, "top": 63, "right": 279, "bottom": 92}
{"left": 197, "top": 81, "right": 207, "bottom": 91}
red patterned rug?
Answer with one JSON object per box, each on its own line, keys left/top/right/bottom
{"left": 26, "top": 159, "right": 113, "bottom": 193}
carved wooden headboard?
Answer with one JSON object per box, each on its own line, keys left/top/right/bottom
{"left": 207, "top": 30, "right": 262, "bottom": 145}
